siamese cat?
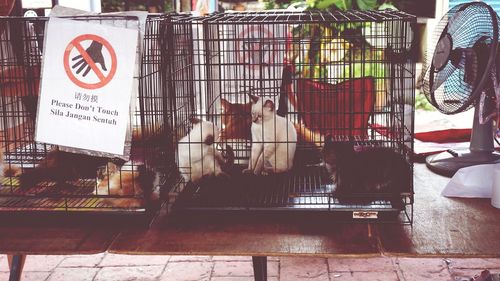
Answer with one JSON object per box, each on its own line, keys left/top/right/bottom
{"left": 244, "top": 94, "right": 297, "bottom": 175}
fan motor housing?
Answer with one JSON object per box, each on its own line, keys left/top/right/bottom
{"left": 432, "top": 33, "right": 452, "bottom": 71}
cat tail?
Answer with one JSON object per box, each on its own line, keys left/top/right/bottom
{"left": 293, "top": 123, "right": 323, "bottom": 148}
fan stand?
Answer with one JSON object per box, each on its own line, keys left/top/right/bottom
{"left": 426, "top": 102, "right": 500, "bottom": 177}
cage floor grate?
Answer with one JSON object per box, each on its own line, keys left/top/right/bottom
{"left": 177, "top": 166, "right": 407, "bottom": 212}
{"left": 0, "top": 177, "right": 146, "bottom": 211}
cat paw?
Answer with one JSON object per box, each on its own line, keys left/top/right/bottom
{"left": 253, "top": 169, "right": 263, "bottom": 176}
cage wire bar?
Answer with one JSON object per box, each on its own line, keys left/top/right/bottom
{"left": 0, "top": 15, "right": 170, "bottom": 214}
{"left": 167, "top": 10, "right": 416, "bottom": 224}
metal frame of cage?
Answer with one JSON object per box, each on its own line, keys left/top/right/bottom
{"left": 165, "top": 11, "right": 416, "bottom": 224}
{"left": 0, "top": 15, "right": 170, "bottom": 215}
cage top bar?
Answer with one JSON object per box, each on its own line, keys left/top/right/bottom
{"left": 0, "top": 15, "right": 138, "bottom": 21}
{"left": 0, "top": 14, "right": 166, "bottom": 22}
{"left": 173, "top": 10, "right": 415, "bottom": 24}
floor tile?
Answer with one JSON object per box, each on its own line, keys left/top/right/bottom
{"left": 58, "top": 253, "right": 105, "bottom": 268}
{"left": 22, "top": 255, "right": 66, "bottom": 272}
{"left": 46, "top": 267, "right": 98, "bottom": 281}
{"left": 159, "top": 261, "right": 213, "bottom": 281}
{"left": 94, "top": 265, "right": 164, "bottom": 281}
{"left": 330, "top": 271, "right": 399, "bottom": 281}
{"left": 328, "top": 257, "right": 396, "bottom": 272}
{"left": 280, "top": 257, "right": 329, "bottom": 281}
{"left": 396, "top": 258, "right": 451, "bottom": 281}
{"left": 99, "top": 254, "right": 169, "bottom": 267}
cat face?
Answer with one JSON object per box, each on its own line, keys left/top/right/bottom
{"left": 322, "top": 136, "right": 354, "bottom": 175}
{"left": 220, "top": 98, "right": 252, "bottom": 140}
{"left": 249, "top": 94, "right": 275, "bottom": 124}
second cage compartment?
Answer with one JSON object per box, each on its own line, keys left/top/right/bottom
{"left": 0, "top": 15, "right": 170, "bottom": 215}
{"left": 167, "top": 10, "right": 416, "bottom": 223}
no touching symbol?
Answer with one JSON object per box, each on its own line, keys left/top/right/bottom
{"left": 236, "top": 27, "right": 276, "bottom": 69}
{"left": 63, "top": 34, "right": 117, "bottom": 90}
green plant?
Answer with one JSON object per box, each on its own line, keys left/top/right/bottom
{"left": 263, "top": 0, "right": 397, "bottom": 11}
{"left": 415, "top": 90, "right": 435, "bottom": 111}
{"left": 101, "top": 0, "right": 154, "bottom": 12}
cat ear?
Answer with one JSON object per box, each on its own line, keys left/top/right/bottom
{"left": 248, "top": 93, "right": 259, "bottom": 104}
{"left": 220, "top": 98, "right": 229, "bottom": 110}
{"left": 264, "top": 100, "right": 275, "bottom": 111}
{"left": 190, "top": 117, "right": 201, "bottom": 124}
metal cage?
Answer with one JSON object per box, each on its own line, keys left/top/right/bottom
{"left": 0, "top": 15, "right": 170, "bottom": 215}
{"left": 166, "top": 10, "right": 416, "bottom": 224}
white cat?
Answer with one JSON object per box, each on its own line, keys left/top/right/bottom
{"left": 178, "top": 118, "right": 227, "bottom": 183}
{"left": 244, "top": 94, "right": 297, "bottom": 175}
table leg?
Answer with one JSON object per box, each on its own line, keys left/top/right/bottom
{"left": 7, "top": 254, "right": 26, "bottom": 281}
{"left": 252, "top": 256, "right": 267, "bottom": 281}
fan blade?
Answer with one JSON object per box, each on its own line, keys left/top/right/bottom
{"left": 430, "top": 62, "right": 458, "bottom": 93}
{"left": 445, "top": 4, "right": 468, "bottom": 36}
{"left": 430, "top": 47, "right": 477, "bottom": 93}
{"left": 432, "top": 33, "right": 453, "bottom": 71}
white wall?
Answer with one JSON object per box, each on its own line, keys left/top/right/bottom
{"left": 425, "top": 0, "right": 449, "bottom": 49}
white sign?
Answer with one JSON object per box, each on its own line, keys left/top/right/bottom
{"left": 36, "top": 17, "right": 139, "bottom": 155}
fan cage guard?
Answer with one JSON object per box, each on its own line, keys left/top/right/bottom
{"left": 422, "top": 1, "right": 500, "bottom": 114}
{"left": 0, "top": 15, "right": 172, "bottom": 215}
{"left": 166, "top": 11, "right": 416, "bottom": 224}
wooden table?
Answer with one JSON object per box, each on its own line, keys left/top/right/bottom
{"left": 0, "top": 219, "right": 119, "bottom": 281}
{"left": 109, "top": 164, "right": 500, "bottom": 258}
{"left": 2, "top": 164, "right": 500, "bottom": 281}
{"left": 374, "top": 164, "right": 500, "bottom": 257}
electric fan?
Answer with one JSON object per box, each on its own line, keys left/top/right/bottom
{"left": 422, "top": 1, "right": 500, "bottom": 177}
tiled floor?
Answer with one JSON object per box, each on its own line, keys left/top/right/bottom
{"left": 1, "top": 254, "right": 499, "bottom": 281}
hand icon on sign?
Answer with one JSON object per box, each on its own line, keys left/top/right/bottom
{"left": 71, "top": 41, "right": 107, "bottom": 77}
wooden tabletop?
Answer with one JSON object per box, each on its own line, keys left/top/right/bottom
{"left": 0, "top": 225, "right": 117, "bottom": 255}
{"left": 109, "top": 164, "right": 500, "bottom": 257}
{"left": 1, "top": 164, "right": 499, "bottom": 257}
{"left": 374, "top": 164, "right": 500, "bottom": 257}
{"left": 0, "top": 214, "right": 123, "bottom": 255}
{"left": 108, "top": 212, "right": 379, "bottom": 257}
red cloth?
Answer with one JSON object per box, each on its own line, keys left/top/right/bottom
{"left": 415, "top": 128, "right": 472, "bottom": 143}
{"left": 296, "top": 77, "right": 375, "bottom": 137}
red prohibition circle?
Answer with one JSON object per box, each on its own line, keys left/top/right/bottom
{"left": 63, "top": 34, "right": 117, "bottom": 90}
{"left": 236, "top": 26, "right": 277, "bottom": 69}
